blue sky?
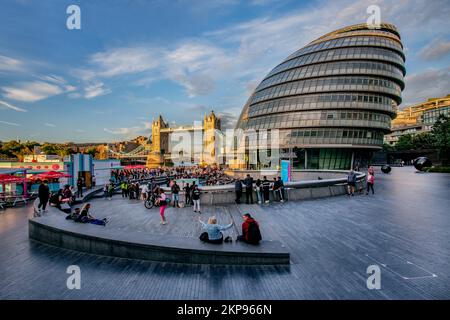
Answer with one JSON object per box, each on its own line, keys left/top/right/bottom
{"left": 0, "top": 0, "right": 449, "bottom": 142}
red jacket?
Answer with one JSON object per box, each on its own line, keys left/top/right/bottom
{"left": 242, "top": 218, "right": 259, "bottom": 241}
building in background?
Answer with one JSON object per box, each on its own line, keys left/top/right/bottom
{"left": 236, "top": 23, "right": 405, "bottom": 169}
{"left": 385, "top": 94, "right": 450, "bottom": 145}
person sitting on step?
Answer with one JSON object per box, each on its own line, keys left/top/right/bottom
{"left": 198, "top": 216, "right": 233, "bottom": 244}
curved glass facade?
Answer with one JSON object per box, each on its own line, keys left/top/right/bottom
{"left": 236, "top": 23, "right": 405, "bottom": 169}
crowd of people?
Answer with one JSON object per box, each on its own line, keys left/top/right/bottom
{"left": 111, "top": 165, "right": 234, "bottom": 186}
{"left": 234, "top": 174, "right": 286, "bottom": 205}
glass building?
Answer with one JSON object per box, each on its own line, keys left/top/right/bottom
{"left": 236, "top": 23, "right": 405, "bottom": 169}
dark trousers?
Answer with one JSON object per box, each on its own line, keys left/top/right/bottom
{"left": 366, "top": 182, "right": 374, "bottom": 194}
{"left": 77, "top": 187, "right": 83, "bottom": 198}
{"left": 237, "top": 235, "right": 258, "bottom": 244}
{"left": 38, "top": 197, "right": 48, "bottom": 211}
{"left": 245, "top": 188, "right": 253, "bottom": 204}
{"left": 235, "top": 190, "right": 242, "bottom": 204}
{"left": 263, "top": 188, "right": 270, "bottom": 202}
{"left": 185, "top": 193, "right": 191, "bottom": 205}
{"left": 200, "top": 232, "right": 223, "bottom": 244}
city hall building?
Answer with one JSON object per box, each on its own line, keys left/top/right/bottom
{"left": 236, "top": 23, "right": 405, "bottom": 170}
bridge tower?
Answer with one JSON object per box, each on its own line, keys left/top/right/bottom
{"left": 202, "top": 111, "right": 221, "bottom": 166}
{"left": 146, "top": 115, "right": 168, "bottom": 168}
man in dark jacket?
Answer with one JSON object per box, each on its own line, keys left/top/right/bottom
{"left": 183, "top": 183, "right": 191, "bottom": 206}
{"left": 244, "top": 174, "right": 254, "bottom": 204}
{"left": 171, "top": 181, "right": 180, "bottom": 208}
{"left": 277, "top": 177, "right": 285, "bottom": 202}
{"left": 37, "top": 180, "right": 50, "bottom": 213}
{"left": 234, "top": 180, "right": 243, "bottom": 204}
{"left": 237, "top": 213, "right": 261, "bottom": 244}
{"left": 76, "top": 177, "right": 83, "bottom": 198}
{"left": 262, "top": 176, "right": 271, "bottom": 203}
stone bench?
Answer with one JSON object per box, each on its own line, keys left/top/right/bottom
{"left": 28, "top": 212, "right": 290, "bottom": 265}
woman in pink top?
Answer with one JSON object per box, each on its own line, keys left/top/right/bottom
{"left": 366, "top": 171, "right": 375, "bottom": 195}
{"left": 157, "top": 189, "right": 168, "bottom": 224}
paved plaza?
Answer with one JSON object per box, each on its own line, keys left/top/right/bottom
{"left": 1, "top": 167, "right": 450, "bottom": 299}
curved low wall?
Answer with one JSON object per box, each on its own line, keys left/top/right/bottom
{"left": 29, "top": 206, "right": 290, "bottom": 265}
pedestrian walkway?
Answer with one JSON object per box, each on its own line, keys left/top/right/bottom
{"left": 1, "top": 167, "right": 449, "bottom": 299}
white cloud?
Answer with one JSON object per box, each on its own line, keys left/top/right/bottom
{"left": 402, "top": 67, "right": 450, "bottom": 105}
{"left": 0, "top": 100, "right": 27, "bottom": 112}
{"left": 103, "top": 121, "right": 152, "bottom": 138}
{"left": 0, "top": 54, "right": 25, "bottom": 73}
{"left": 2, "top": 81, "right": 63, "bottom": 102}
{"left": 84, "top": 82, "right": 111, "bottom": 99}
{"left": 0, "top": 120, "right": 20, "bottom": 126}
{"left": 419, "top": 39, "right": 450, "bottom": 61}
{"left": 45, "top": 123, "right": 56, "bottom": 127}
{"left": 89, "top": 47, "right": 160, "bottom": 78}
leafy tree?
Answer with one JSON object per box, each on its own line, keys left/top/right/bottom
{"left": 412, "top": 132, "right": 436, "bottom": 150}
{"left": 395, "top": 134, "right": 414, "bottom": 151}
{"left": 41, "top": 143, "right": 59, "bottom": 155}
{"left": 382, "top": 143, "right": 394, "bottom": 152}
{"left": 84, "top": 147, "right": 99, "bottom": 158}
{"left": 432, "top": 115, "right": 450, "bottom": 164}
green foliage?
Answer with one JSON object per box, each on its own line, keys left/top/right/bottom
{"left": 425, "top": 166, "right": 450, "bottom": 173}
{"left": 412, "top": 132, "right": 436, "bottom": 150}
{"left": 395, "top": 134, "right": 414, "bottom": 151}
{"left": 431, "top": 115, "right": 450, "bottom": 163}
{"left": 84, "top": 147, "right": 98, "bottom": 157}
{"left": 0, "top": 140, "right": 37, "bottom": 160}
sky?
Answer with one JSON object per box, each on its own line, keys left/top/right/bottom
{"left": 0, "top": 0, "right": 449, "bottom": 143}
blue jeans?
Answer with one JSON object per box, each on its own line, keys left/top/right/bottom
{"left": 172, "top": 194, "right": 179, "bottom": 205}
{"left": 256, "top": 189, "right": 262, "bottom": 203}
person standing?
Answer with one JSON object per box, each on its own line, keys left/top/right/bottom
{"left": 272, "top": 177, "right": 279, "bottom": 201}
{"left": 107, "top": 182, "right": 114, "bottom": 200}
{"left": 171, "top": 181, "right": 180, "bottom": 208}
{"left": 141, "top": 183, "right": 148, "bottom": 201}
{"left": 262, "top": 176, "right": 270, "bottom": 204}
{"left": 277, "top": 177, "right": 285, "bottom": 202}
{"left": 244, "top": 174, "right": 254, "bottom": 204}
{"left": 183, "top": 183, "right": 191, "bottom": 206}
{"left": 76, "top": 177, "right": 83, "bottom": 198}
{"left": 103, "top": 184, "right": 108, "bottom": 199}
{"left": 235, "top": 179, "right": 243, "bottom": 204}
{"left": 37, "top": 180, "right": 50, "bottom": 213}
{"left": 366, "top": 171, "right": 375, "bottom": 195}
{"left": 120, "top": 181, "right": 127, "bottom": 198}
{"left": 347, "top": 170, "right": 357, "bottom": 196}
{"left": 192, "top": 185, "right": 201, "bottom": 214}
{"left": 157, "top": 189, "right": 168, "bottom": 224}
{"left": 255, "top": 179, "right": 262, "bottom": 204}
{"left": 190, "top": 181, "right": 196, "bottom": 205}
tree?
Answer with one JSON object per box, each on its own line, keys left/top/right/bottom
{"left": 41, "top": 143, "right": 59, "bottom": 155}
{"left": 382, "top": 143, "right": 394, "bottom": 152}
{"left": 395, "top": 134, "right": 414, "bottom": 151}
{"left": 84, "top": 147, "right": 99, "bottom": 158}
{"left": 432, "top": 115, "right": 450, "bottom": 165}
{"left": 412, "top": 132, "right": 436, "bottom": 150}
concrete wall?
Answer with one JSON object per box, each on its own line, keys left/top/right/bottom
{"left": 225, "top": 169, "right": 354, "bottom": 180}
{"left": 28, "top": 218, "right": 290, "bottom": 265}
